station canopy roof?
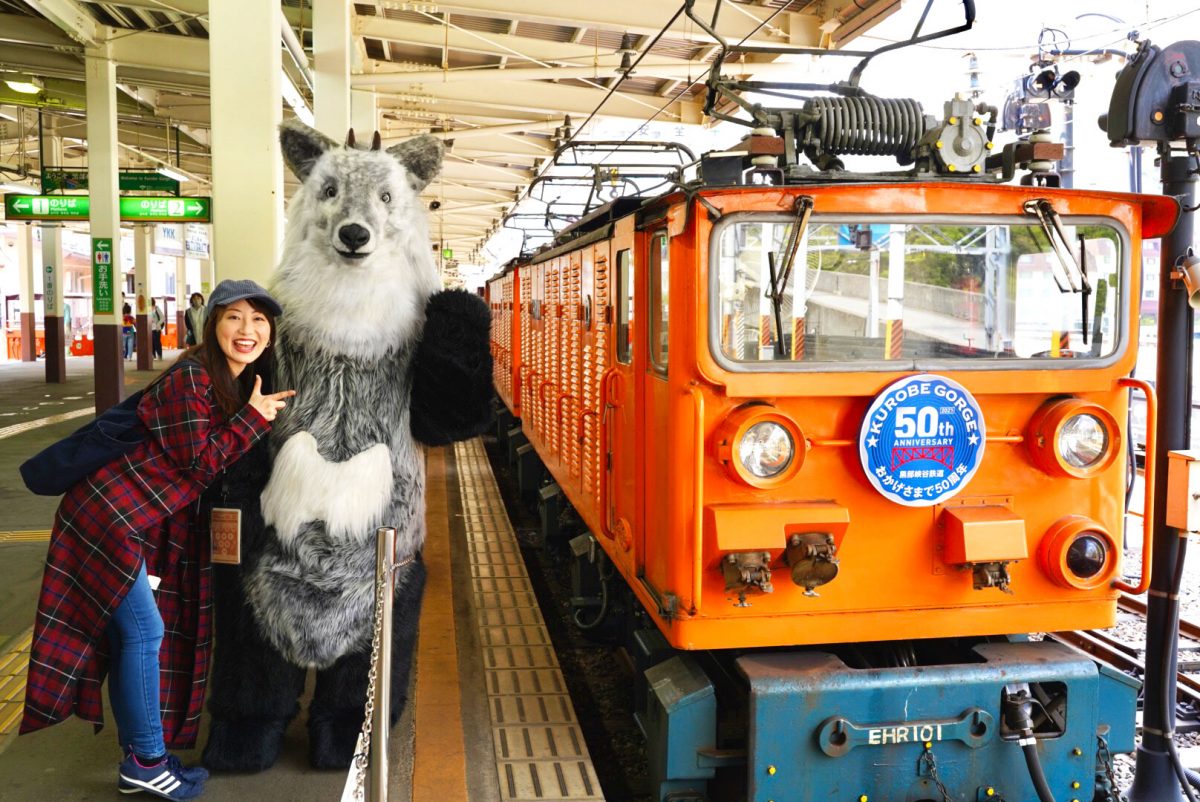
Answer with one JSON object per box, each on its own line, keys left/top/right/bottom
{"left": 0, "top": 0, "right": 898, "bottom": 258}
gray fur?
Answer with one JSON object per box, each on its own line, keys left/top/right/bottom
{"left": 386, "top": 135, "right": 444, "bottom": 191}
{"left": 246, "top": 125, "right": 443, "bottom": 668}
{"left": 280, "top": 119, "right": 337, "bottom": 181}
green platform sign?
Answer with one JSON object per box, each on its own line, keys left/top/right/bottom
{"left": 92, "top": 238, "right": 114, "bottom": 315}
{"left": 41, "top": 168, "right": 180, "bottom": 194}
{"left": 4, "top": 194, "right": 210, "bottom": 222}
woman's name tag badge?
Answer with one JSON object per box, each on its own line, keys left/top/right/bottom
{"left": 210, "top": 507, "right": 242, "bottom": 565}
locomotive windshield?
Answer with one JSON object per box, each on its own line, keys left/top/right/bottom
{"left": 711, "top": 215, "right": 1126, "bottom": 370}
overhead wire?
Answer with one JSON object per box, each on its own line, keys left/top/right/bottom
{"left": 490, "top": 0, "right": 798, "bottom": 253}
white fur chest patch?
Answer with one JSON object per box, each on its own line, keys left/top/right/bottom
{"left": 260, "top": 431, "right": 393, "bottom": 543}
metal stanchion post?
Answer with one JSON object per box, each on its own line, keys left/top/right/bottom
{"left": 370, "top": 526, "right": 396, "bottom": 802}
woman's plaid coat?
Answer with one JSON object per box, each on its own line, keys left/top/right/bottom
{"left": 20, "top": 360, "right": 269, "bottom": 748}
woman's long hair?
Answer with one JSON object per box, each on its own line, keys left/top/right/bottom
{"left": 171, "top": 298, "right": 278, "bottom": 416}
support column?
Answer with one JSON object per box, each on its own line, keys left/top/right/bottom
{"left": 134, "top": 225, "right": 153, "bottom": 369}
{"left": 86, "top": 46, "right": 124, "bottom": 412}
{"left": 175, "top": 255, "right": 187, "bottom": 347}
{"left": 42, "top": 133, "right": 66, "bottom": 381}
{"left": 351, "top": 89, "right": 377, "bottom": 137}
{"left": 210, "top": 2, "right": 283, "bottom": 286}
{"left": 1127, "top": 151, "right": 1197, "bottom": 802}
{"left": 42, "top": 223, "right": 66, "bottom": 382}
{"left": 16, "top": 223, "right": 35, "bottom": 361}
{"left": 199, "top": 258, "right": 214, "bottom": 297}
{"left": 314, "top": 0, "right": 350, "bottom": 140}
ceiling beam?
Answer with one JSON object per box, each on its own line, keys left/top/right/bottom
{"left": 355, "top": 57, "right": 705, "bottom": 87}
{"left": 107, "top": 26, "right": 209, "bottom": 75}
{"left": 377, "top": 79, "right": 686, "bottom": 123}
{"left": 0, "top": 12, "right": 76, "bottom": 49}
{"left": 425, "top": 0, "right": 795, "bottom": 45}
{"left": 20, "top": 0, "right": 101, "bottom": 47}
{"left": 356, "top": 17, "right": 635, "bottom": 65}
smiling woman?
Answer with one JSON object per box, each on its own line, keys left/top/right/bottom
{"left": 215, "top": 301, "right": 272, "bottom": 377}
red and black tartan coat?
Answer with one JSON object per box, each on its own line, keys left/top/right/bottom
{"left": 20, "top": 360, "right": 269, "bottom": 748}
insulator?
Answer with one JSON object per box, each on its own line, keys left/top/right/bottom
{"left": 802, "top": 96, "right": 926, "bottom": 159}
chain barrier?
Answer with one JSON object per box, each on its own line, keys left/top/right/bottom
{"left": 340, "top": 563, "right": 390, "bottom": 802}
{"left": 917, "top": 746, "right": 955, "bottom": 802}
{"left": 340, "top": 527, "right": 406, "bottom": 802}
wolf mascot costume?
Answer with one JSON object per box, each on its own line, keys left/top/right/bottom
{"left": 202, "top": 121, "right": 492, "bottom": 771}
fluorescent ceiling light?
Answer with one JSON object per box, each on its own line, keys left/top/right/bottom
{"left": 0, "top": 182, "right": 37, "bottom": 194}
{"left": 156, "top": 166, "right": 190, "bottom": 183}
{"left": 4, "top": 75, "right": 43, "bottom": 94}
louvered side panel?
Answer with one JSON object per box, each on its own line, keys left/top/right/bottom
{"left": 583, "top": 245, "right": 609, "bottom": 505}
{"left": 546, "top": 259, "right": 561, "bottom": 460}
{"left": 566, "top": 254, "right": 583, "bottom": 483}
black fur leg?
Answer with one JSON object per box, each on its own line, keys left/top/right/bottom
{"left": 307, "top": 560, "right": 427, "bottom": 769}
{"left": 202, "top": 563, "right": 305, "bottom": 772}
{"left": 389, "top": 559, "right": 426, "bottom": 726}
{"left": 410, "top": 289, "right": 494, "bottom": 446}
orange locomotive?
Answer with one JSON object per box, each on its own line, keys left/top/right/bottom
{"left": 486, "top": 5, "right": 1182, "bottom": 800}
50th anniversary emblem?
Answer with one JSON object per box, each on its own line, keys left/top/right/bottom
{"left": 858, "top": 374, "right": 986, "bottom": 507}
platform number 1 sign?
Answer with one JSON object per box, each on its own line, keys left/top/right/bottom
{"left": 92, "top": 238, "right": 114, "bottom": 314}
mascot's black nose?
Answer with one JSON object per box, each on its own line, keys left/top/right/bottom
{"left": 338, "top": 223, "right": 371, "bottom": 251}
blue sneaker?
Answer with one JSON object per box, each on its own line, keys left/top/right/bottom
{"left": 118, "top": 752, "right": 205, "bottom": 799}
{"left": 123, "top": 750, "right": 209, "bottom": 784}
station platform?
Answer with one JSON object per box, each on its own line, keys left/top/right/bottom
{"left": 0, "top": 357, "right": 602, "bottom": 801}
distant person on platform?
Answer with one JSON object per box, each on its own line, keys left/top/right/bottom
{"left": 185, "top": 293, "right": 206, "bottom": 347}
{"left": 150, "top": 301, "right": 164, "bottom": 360}
{"left": 122, "top": 303, "right": 136, "bottom": 360}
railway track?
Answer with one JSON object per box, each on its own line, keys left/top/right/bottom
{"left": 1050, "top": 593, "right": 1200, "bottom": 731}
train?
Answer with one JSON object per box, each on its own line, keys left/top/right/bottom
{"left": 485, "top": 8, "right": 1189, "bottom": 802}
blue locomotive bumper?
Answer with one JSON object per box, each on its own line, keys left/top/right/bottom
{"left": 642, "top": 640, "right": 1138, "bottom": 802}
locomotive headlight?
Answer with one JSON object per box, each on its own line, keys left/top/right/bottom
{"left": 1065, "top": 533, "right": 1108, "bottom": 579}
{"left": 714, "top": 404, "right": 806, "bottom": 488}
{"left": 739, "top": 422, "right": 795, "bottom": 478}
{"left": 1058, "top": 414, "right": 1109, "bottom": 469}
{"left": 1026, "top": 398, "right": 1119, "bottom": 478}
{"left": 1039, "top": 516, "right": 1117, "bottom": 590}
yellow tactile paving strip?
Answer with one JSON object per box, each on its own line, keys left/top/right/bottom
{"left": 0, "top": 531, "right": 51, "bottom": 544}
{"left": 412, "top": 448, "right": 469, "bottom": 801}
{"left": 0, "top": 628, "right": 32, "bottom": 737}
{"left": 0, "top": 407, "right": 91, "bottom": 442}
{"left": 453, "top": 438, "right": 603, "bottom": 801}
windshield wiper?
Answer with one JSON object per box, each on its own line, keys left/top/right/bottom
{"left": 1023, "top": 198, "right": 1090, "bottom": 294}
{"left": 766, "top": 195, "right": 815, "bottom": 358}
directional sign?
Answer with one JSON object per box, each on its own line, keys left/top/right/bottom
{"left": 4, "top": 194, "right": 211, "bottom": 222}
{"left": 121, "top": 196, "right": 210, "bottom": 222}
{"left": 41, "top": 168, "right": 180, "bottom": 194}
{"left": 92, "top": 238, "right": 114, "bottom": 315}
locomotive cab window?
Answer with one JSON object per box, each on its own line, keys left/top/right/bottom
{"left": 650, "top": 232, "right": 669, "bottom": 373}
{"left": 711, "top": 214, "right": 1126, "bottom": 370}
{"left": 616, "top": 248, "right": 633, "bottom": 364}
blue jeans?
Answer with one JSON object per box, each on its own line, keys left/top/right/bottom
{"left": 106, "top": 562, "right": 165, "bottom": 759}
{"left": 123, "top": 331, "right": 135, "bottom": 359}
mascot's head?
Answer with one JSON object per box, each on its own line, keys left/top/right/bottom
{"left": 273, "top": 120, "right": 445, "bottom": 360}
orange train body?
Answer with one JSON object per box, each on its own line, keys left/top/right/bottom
{"left": 488, "top": 182, "right": 1177, "bottom": 653}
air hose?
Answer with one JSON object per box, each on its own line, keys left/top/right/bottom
{"left": 1003, "top": 686, "right": 1057, "bottom": 802}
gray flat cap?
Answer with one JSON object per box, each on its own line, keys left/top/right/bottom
{"left": 207, "top": 279, "right": 283, "bottom": 317}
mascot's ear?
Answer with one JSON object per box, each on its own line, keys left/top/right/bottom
{"left": 385, "top": 134, "right": 444, "bottom": 192}
{"left": 279, "top": 119, "right": 337, "bottom": 181}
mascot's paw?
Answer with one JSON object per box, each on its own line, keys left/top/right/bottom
{"left": 308, "top": 713, "right": 363, "bottom": 770}
{"left": 411, "top": 288, "right": 494, "bottom": 446}
{"left": 201, "top": 717, "right": 289, "bottom": 773}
